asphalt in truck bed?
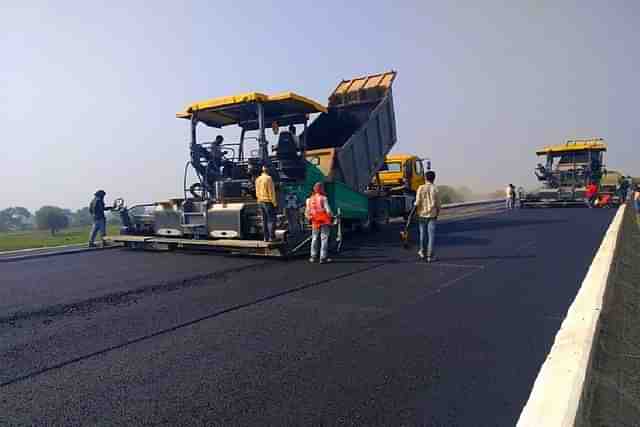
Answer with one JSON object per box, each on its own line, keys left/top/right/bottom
{"left": 0, "top": 207, "right": 616, "bottom": 426}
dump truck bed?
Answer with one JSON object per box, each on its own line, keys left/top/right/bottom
{"left": 304, "top": 71, "right": 398, "bottom": 193}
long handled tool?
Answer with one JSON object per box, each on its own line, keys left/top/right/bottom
{"left": 334, "top": 208, "right": 344, "bottom": 253}
{"left": 400, "top": 206, "right": 416, "bottom": 249}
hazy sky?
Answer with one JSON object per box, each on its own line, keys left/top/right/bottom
{"left": 2, "top": 1, "right": 638, "bottom": 211}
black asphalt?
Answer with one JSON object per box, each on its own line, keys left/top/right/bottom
{"left": 0, "top": 207, "right": 616, "bottom": 426}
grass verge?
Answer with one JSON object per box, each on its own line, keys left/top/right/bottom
{"left": 0, "top": 225, "right": 120, "bottom": 252}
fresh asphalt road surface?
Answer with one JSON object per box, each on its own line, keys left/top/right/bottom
{"left": 0, "top": 207, "right": 616, "bottom": 426}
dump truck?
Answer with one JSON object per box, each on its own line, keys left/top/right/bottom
{"left": 370, "top": 154, "right": 428, "bottom": 219}
{"left": 520, "top": 138, "right": 607, "bottom": 207}
{"left": 108, "top": 71, "right": 425, "bottom": 256}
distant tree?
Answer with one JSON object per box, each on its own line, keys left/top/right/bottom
{"left": 0, "top": 207, "right": 33, "bottom": 231}
{"left": 72, "top": 207, "right": 94, "bottom": 227}
{"left": 456, "top": 186, "right": 474, "bottom": 201}
{"left": 12, "top": 207, "right": 32, "bottom": 219}
{"left": 35, "top": 206, "right": 70, "bottom": 235}
{"left": 0, "top": 209, "right": 10, "bottom": 232}
{"left": 438, "top": 185, "right": 464, "bottom": 205}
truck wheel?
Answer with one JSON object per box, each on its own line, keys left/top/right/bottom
{"left": 374, "top": 206, "right": 390, "bottom": 229}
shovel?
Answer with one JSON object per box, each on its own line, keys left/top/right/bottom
{"left": 400, "top": 206, "right": 416, "bottom": 249}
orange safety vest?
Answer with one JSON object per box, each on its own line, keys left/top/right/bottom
{"left": 308, "top": 194, "right": 332, "bottom": 228}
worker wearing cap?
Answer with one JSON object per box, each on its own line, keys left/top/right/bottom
{"left": 415, "top": 171, "right": 440, "bottom": 262}
{"left": 255, "top": 166, "right": 277, "bottom": 241}
{"left": 305, "top": 182, "right": 333, "bottom": 264}
{"left": 88, "top": 190, "right": 113, "bottom": 248}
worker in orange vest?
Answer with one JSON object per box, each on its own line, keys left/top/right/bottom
{"left": 585, "top": 182, "right": 598, "bottom": 208}
{"left": 305, "top": 182, "right": 334, "bottom": 264}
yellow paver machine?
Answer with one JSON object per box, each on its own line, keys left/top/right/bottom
{"left": 520, "top": 138, "right": 607, "bottom": 207}
{"left": 107, "top": 72, "right": 427, "bottom": 256}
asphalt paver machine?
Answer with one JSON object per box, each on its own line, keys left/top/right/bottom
{"left": 109, "top": 72, "right": 404, "bottom": 256}
{"left": 520, "top": 138, "right": 607, "bottom": 208}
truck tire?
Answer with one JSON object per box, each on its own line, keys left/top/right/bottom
{"left": 374, "top": 203, "right": 390, "bottom": 230}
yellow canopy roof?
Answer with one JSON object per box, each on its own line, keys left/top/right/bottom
{"left": 536, "top": 138, "right": 607, "bottom": 155}
{"left": 177, "top": 92, "right": 327, "bottom": 128}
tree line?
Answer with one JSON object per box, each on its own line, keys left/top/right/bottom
{"left": 0, "top": 206, "right": 121, "bottom": 235}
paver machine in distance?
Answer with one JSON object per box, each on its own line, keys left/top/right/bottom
{"left": 520, "top": 138, "right": 607, "bottom": 208}
{"left": 109, "top": 71, "right": 423, "bottom": 256}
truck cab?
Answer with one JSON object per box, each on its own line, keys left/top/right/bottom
{"left": 374, "top": 154, "right": 426, "bottom": 194}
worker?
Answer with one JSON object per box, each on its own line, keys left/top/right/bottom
{"left": 284, "top": 190, "right": 300, "bottom": 234}
{"left": 618, "top": 178, "right": 630, "bottom": 202}
{"left": 210, "top": 135, "right": 225, "bottom": 172}
{"left": 505, "top": 184, "right": 514, "bottom": 209}
{"left": 415, "top": 170, "right": 440, "bottom": 262}
{"left": 585, "top": 181, "right": 598, "bottom": 208}
{"left": 634, "top": 185, "right": 640, "bottom": 212}
{"left": 305, "top": 182, "right": 334, "bottom": 264}
{"left": 255, "top": 166, "right": 277, "bottom": 241}
{"left": 88, "top": 190, "right": 113, "bottom": 248}
{"left": 288, "top": 124, "right": 300, "bottom": 149}
{"left": 535, "top": 163, "right": 547, "bottom": 180}
{"left": 510, "top": 184, "right": 517, "bottom": 208}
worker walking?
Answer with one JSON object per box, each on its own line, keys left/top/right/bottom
{"left": 415, "top": 171, "right": 440, "bottom": 262}
{"left": 305, "top": 182, "right": 333, "bottom": 264}
{"left": 255, "top": 166, "right": 277, "bottom": 241}
{"left": 505, "top": 184, "right": 515, "bottom": 209}
{"left": 88, "top": 190, "right": 113, "bottom": 248}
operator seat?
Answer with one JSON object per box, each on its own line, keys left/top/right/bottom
{"left": 276, "top": 131, "right": 305, "bottom": 181}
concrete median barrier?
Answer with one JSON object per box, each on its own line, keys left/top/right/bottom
{"left": 517, "top": 204, "right": 627, "bottom": 426}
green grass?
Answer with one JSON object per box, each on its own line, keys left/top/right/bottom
{"left": 0, "top": 225, "right": 121, "bottom": 252}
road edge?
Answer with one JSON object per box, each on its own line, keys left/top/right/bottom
{"left": 516, "top": 205, "right": 627, "bottom": 426}
{"left": 0, "top": 244, "right": 120, "bottom": 263}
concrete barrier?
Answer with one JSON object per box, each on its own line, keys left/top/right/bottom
{"left": 517, "top": 205, "right": 627, "bottom": 426}
{"left": 441, "top": 199, "right": 503, "bottom": 209}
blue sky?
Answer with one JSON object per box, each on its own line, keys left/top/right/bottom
{"left": 1, "top": 1, "right": 638, "bottom": 211}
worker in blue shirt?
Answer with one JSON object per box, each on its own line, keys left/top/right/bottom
{"left": 88, "top": 190, "right": 113, "bottom": 247}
